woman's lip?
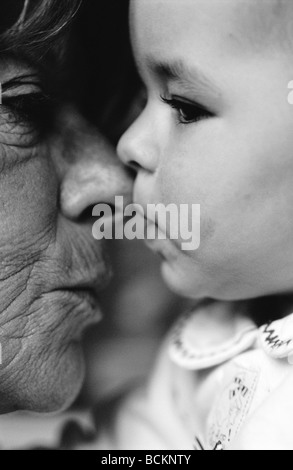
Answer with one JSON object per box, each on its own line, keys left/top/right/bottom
{"left": 50, "top": 268, "right": 112, "bottom": 324}
{"left": 60, "top": 265, "right": 113, "bottom": 296}
{"left": 46, "top": 288, "right": 104, "bottom": 341}
{"left": 38, "top": 287, "right": 104, "bottom": 344}
{"left": 64, "top": 287, "right": 99, "bottom": 301}
{"left": 57, "top": 288, "right": 103, "bottom": 324}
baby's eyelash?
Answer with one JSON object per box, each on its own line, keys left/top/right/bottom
{"left": 160, "top": 95, "right": 213, "bottom": 125}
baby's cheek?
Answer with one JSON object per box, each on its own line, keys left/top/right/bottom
{"left": 157, "top": 161, "right": 195, "bottom": 205}
{"left": 156, "top": 164, "right": 177, "bottom": 204}
{"left": 156, "top": 163, "right": 216, "bottom": 255}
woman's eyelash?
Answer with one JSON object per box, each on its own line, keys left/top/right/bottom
{"left": 1, "top": 91, "right": 56, "bottom": 135}
{"left": 0, "top": 74, "right": 57, "bottom": 131}
{"left": 160, "top": 95, "right": 213, "bottom": 125}
{"left": 3, "top": 92, "right": 52, "bottom": 118}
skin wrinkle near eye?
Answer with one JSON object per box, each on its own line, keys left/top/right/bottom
{"left": 0, "top": 71, "right": 57, "bottom": 153}
{"left": 0, "top": 144, "right": 38, "bottom": 179}
{"left": 0, "top": 123, "right": 38, "bottom": 152}
{"left": 0, "top": 118, "right": 37, "bottom": 135}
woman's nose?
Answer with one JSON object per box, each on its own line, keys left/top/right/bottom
{"left": 117, "top": 109, "right": 158, "bottom": 174}
{"left": 58, "top": 108, "right": 133, "bottom": 220}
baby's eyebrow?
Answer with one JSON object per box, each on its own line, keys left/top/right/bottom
{"left": 145, "top": 56, "right": 221, "bottom": 99}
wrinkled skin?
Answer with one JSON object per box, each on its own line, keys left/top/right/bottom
{"left": 0, "top": 61, "right": 132, "bottom": 413}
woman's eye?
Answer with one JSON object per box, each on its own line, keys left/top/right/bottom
{"left": 0, "top": 74, "right": 57, "bottom": 139}
{"left": 2, "top": 92, "right": 55, "bottom": 131}
{"left": 160, "top": 95, "right": 213, "bottom": 125}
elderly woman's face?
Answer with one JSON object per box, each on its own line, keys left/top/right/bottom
{"left": 0, "top": 59, "right": 132, "bottom": 413}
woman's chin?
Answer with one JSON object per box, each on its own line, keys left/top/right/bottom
{"left": 42, "top": 343, "right": 86, "bottom": 413}
{"left": 13, "top": 341, "right": 86, "bottom": 414}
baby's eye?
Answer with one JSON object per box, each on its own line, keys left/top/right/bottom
{"left": 160, "top": 95, "right": 213, "bottom": 125}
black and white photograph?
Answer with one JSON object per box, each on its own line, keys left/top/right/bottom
{"left": 0, "top": 0, "right": 293, "bottom": 452}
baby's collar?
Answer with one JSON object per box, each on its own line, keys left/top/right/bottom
{"left": 169, "top": 301, "right": 293, "bottom": 370}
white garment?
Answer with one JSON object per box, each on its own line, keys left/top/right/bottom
{"left": 93, "top": 301, "right": 293, "bottom": 450}
{"left": 2, "top": 300, "right": 293, "bottom": 450}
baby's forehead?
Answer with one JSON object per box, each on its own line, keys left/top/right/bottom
{"left": 233, "top": 0, "right": 292, "bottom": 53}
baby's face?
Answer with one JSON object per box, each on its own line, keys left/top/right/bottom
{"left": 118, "top": 0, "right": 293, "bottom": 301}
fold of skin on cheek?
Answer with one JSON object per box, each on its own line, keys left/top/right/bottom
{"left": 0, "top": 138, "right": 87, "bottom": 411}
{"left": 0, "top": 65, "right": 125, "bottom": 411}
{"left": 0, "top": 125, "right": 114, "bottom": 412}
{"left": 0, "top": 142, "right": 59, "bottom": 400}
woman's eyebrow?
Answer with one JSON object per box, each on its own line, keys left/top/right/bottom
{"left": 145, "top": 56, "right": 221, "bottom": 98}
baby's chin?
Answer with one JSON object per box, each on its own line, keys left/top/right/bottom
{"left": 144, "top": 237, "right": 206, "bottom": 298}
{"left": 161, "top": 258, "right": 205, "bottom": 300}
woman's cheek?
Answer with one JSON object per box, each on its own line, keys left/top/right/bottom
{"left": 0, "top": 144, "right": 58, "bottom": 253}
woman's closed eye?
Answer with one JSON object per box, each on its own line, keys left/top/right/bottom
{"left": 0, "top": 74, "right": 56, "bottom": 143}
{"left": 3, "top": 92, "right": 54, "bottom": 127}
{"left": 160, "top": 94, "right": 214, "bottom": 125}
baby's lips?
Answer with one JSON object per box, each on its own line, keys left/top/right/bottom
{"left": 259, "top": 313, "right": 293, "bottom": 359}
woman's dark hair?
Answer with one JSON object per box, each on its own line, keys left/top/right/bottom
{"left": 71, "top": 0, "right": 141, "bottom": 143}
{"left": 0, "top": 0, "right": 141, "bottom": 144}
{"left": 0, "top": 0, "right": 81, "bottom": 63}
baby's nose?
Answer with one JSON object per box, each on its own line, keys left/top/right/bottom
{"left": 117, "top": 110, "right": 159, "bottom": 174}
